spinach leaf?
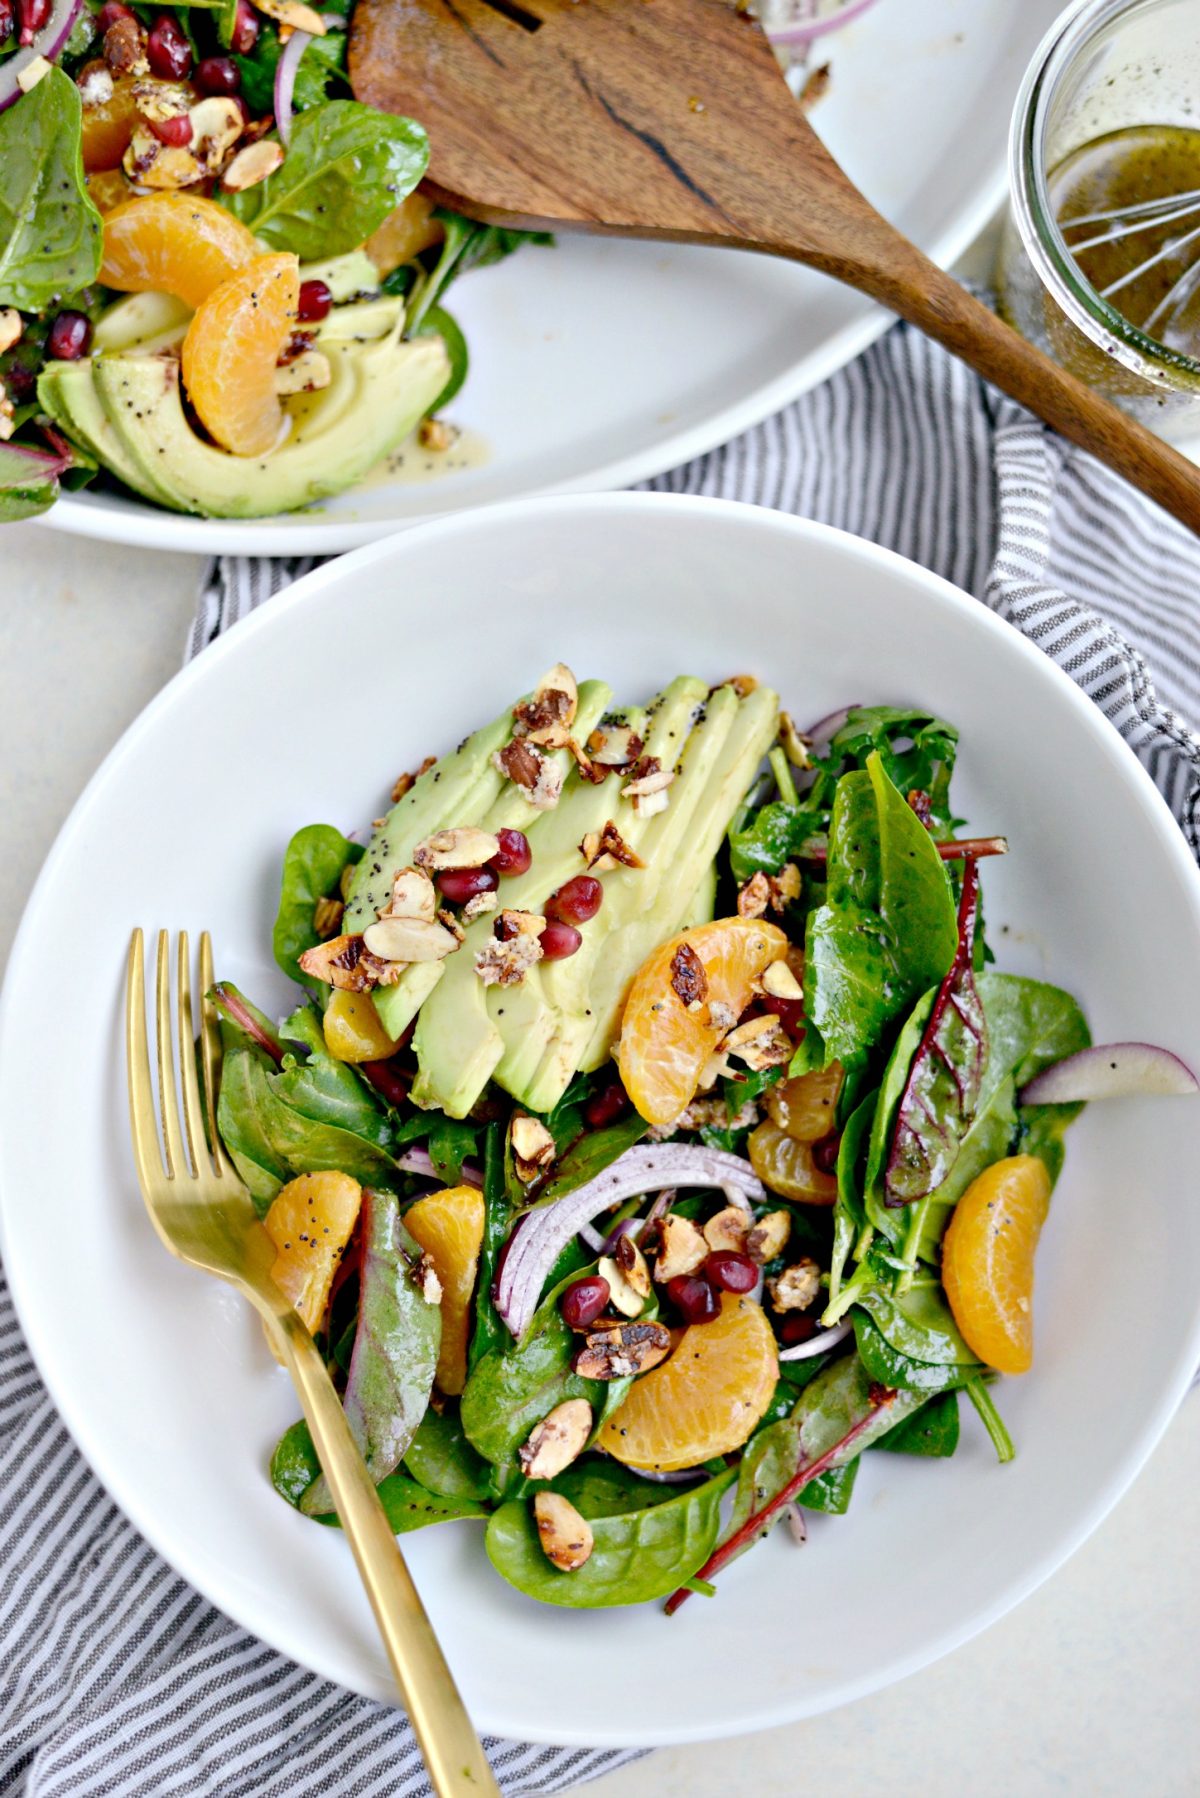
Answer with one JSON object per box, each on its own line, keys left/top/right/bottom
{"left": 828, "top": 1089, "right": 877, "bottom": 1306}
{"left": 965, "top": 1377, "right": 1015, "bottom": 1463}
{"left": 484, "top": 1469, "right": 734, "bottom": 1608}
{"left": 853, "top": 1311, "right": 980, "bottom": 1394}
{"left": 426, "top": 1117, "right": 478, "bottom": 1186}
{"left": 402, "top": 1406, "right": 491, "bottom": 1502}
{"left": 797, "top": 1457, "right": 859, "bottom": 1514}
{"left": 863, "top": 972, "right": 1089, "bottom": 1257}
{"left": 271, "top": 1419, "right": 485, "bottom": 1530}
{"left": 873, "top": 1389, "right": 960, "bottom": 1456}
{"left": 805, "top": 756, "right": 957, "bottom": 1069}
{"left": 822, "top": 707, "right": 958, "bottom": 820}
{"left": 536, "top": 1111, "right": 648, "bottom": 1204}
{"left": 303, "top": 1188, "right": 440, "bottom": 1513}
{"left": 0, "top": 441, "right": 65, "bottom": 523}
{"left": 223, "top": 101, "right": 428, "bottom": 260}
{"left": 0, "top": 70, "right": 102, "bottom": 309}
{"left": 273, "top": 824, "right": 362, "bottom": 987}
{"left": 549, "top": 1458, "right": 681, "bottom": 1519}
{"left": 469, "top": 1124, "right": 510, "bottom": 1375}
{"left": 275, "top": 1005, "right": 393, "bottom": 1149}
{"left": 460, "top": 1262, "right": 651, "bottom": 1468}
{"left": 855, "top": 1271, "right": 982, "bottom": 1368}
{"left": 884, "top": 857, "right": 987, "bottom": 1208}
{"left": 728, "top": 799, "right": 822, "bottom": 882}
{"left": 414, "top": 303, "right": 468, "bottom": 409}
{"left": 407, "top": 209, "right": 552, "bottom": 333}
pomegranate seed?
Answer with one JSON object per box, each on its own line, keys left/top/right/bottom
{"left": 667, "top": 1275, "right": 720, "bottom": 1325}
{"left": 96, "top": 0, "right": 135, "bottom": 27}
{"left": 17, "top": 0, "right": 50, "bottom": 44}
{"left": 545, "top": 874, "right": 603, "bottom": 925}
{"left": 490, "top": 828, "right": 531, "bottom": 877}
{"left": 763, "top": 994, "right": 804, "bottom": 1038}
{"left": 780, "top": 1314, "right": 817, "bottom": 1346}
{"left": 47, "top": 313, "right": 92, "bottom": 361}
{"left": 297, "top": 278, "right": 333, "bottom": 323}
{"left": 540, "top": 920, "right": 582, "bottom": 961}
{"left": 0, "top": 0, "right": 14, "bottom": 44}
{"left": 228, "top": 0, "right": 259, "bottom": 53}
{"left": 583, "top": 1081, "right": 629, "bottom": 1130}
{"left": 812, "top": 1132, "right": 841, "bottom": 1175}
{"left": 146, "top": 14, "right": 191, "bottom": 78}
{"left": 437, "top": 865, "right": 498, "bottom": 906}
{"left": 705, "top": 1250, "right": 758, "bottom": 1294}
{"left": 148, "top": 111, "right": 193, "bottom": 146}
{"left": 5, "top": 363, "right": 35, "bottom": 404}
{"left": 560, "top": 1276, "right": 610, "bottom": 1331}
{"left": 360, "top": 1058, "right": 409, "bottom": 1108}
{"left": 196, "top": 53, "right": 240, "bottom": 96}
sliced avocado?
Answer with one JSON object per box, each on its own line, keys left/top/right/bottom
{"left": 299, "top": 249, "right": 382, "bottom": 304}
{"left": 92, "top": 291, "right": 192, "bottom": 354}
{"left": 409, "top": 685, "right": 623, "bottom": 1116}
{"left": 681, "top": 858, "right": 718, "bottom": 932}
{"left": 38, "top": 359, "right": 176, "bottom": 507}
{"left": 379, "top": 680, "right": 613, "bottom": 1055}
{"left": 91, "top": 325, "right": 449, "bottom": 519}
{"left": 315, "top": 296, "right": 404, "bottom": 344}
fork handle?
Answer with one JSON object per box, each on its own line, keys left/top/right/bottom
{"left": 266, "top": 1304, "right": 500, "bottom": 1797}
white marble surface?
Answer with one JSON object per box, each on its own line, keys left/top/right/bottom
{"left": 2, "top": 522, "right": 1198, "bottom": 1794}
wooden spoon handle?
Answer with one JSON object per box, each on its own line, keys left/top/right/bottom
{"left": 798, "top": 222, "right": 1200, "bottom": 534}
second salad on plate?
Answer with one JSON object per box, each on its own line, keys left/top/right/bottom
{"left": 203, "top": 661, "right": 1183, "bottom": 1614}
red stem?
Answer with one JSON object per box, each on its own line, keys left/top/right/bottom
{"left": 664, "top": 1389, "right": 898, "bottom": 1615}
{"left": 800, "top": 835, "right": 1006, "bottom": 863}
{"left": 210, "top": 983, "right": 285, "bottom": 1065}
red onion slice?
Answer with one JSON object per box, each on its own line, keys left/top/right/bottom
{"left": 396, "top": 1146, "right": 483, "bottom": 1189}
{"left": 1019, "top": 1041, "right": 1199, "bottom": 1105}
{"left": 625, "top": 1465, "right": 706, "bottom": 1484}
{"left": 273, "top": 27, "right": 310, "bottom": 148}
{"left": 1, "top": 0, "right": 82, "bottom": 112}
{"left": 765, "top": 0, "right": 881, "bottom": 48}
{"left": 801, "top": 704, "right": 858, "bottom": 753}
{"left": 778, "top": 1318, "right": 852, "bottom": 1362}
{"left": 782, "top": 1501, "right": 807, "bottom": 1545}
{"left": 495, "top": 1143, "right": 763, "bottom": 1339}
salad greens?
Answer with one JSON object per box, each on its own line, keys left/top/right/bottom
{"left": 0, "top": 69, "right": 101, "bottom": 312}
{"left": 209, "top": 675, "right": 1110, "bottom": 1616}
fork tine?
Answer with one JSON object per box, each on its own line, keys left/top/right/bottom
{"left": 126, "top": 929, "right": 167, "bottom": 1193}
{"left": 176, "top": 931, "right": 211, "bottom": 1177}
{"left": 155, "top": 931, "right": 187, "bottom": 1179}
{"left": 198, "top": 930, "right": 232, "bottom": 1178}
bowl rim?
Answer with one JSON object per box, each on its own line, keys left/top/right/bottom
{"left": 3, "top": 491, "right": 1200, "bottom": 1744}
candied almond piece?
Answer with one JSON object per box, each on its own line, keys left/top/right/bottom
{"left": 534, "top": 1491, "right": 593, "bottom": 1572}
{"left": 519, "top": 1400, "right": 592, "bottom": 1481}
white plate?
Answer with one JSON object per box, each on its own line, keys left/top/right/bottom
{"left": 44, "top": 0, "right": 1062, "bottom": 555}
{"left": 4, "top": 494, "right": 1200, "bottom": 1747}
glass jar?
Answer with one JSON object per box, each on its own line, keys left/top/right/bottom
{"left": 998, "top": 0, "right": 1200, "bottom": 439}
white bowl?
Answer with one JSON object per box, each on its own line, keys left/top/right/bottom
{"left": 2, "top": 494, "right": 1199, "bottom": 1747}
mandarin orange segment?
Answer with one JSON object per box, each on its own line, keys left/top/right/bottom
{"left": 364, "top": 191, "right": 444, "bottom": 275}
{"left": 86, "top": 168, "right": 134, "bottom": 215}
{"left": 403, "top": 1185, "right": 485, "bottom": 1396}
{"left": 597, "top": 1292, "right": 778, "bottom": 1472}
{"left": 322, "top": 989, "right": 403, "bottom": 1064}
{"left": 80, "top": 71, "right": 141, "bottom": 171}
{"left": 100, "top": 194, "right": 261, "bottom": 309}
{"left": 766, "top": 1063, "right": 843, "bottom": 1142}
{"left": 182, "top": 252, "right": 299, "bottom": 456}
{"left": 749, "top": 1120, "right": 838, "bottom": 1206}
{"left": 617, "top": 917, "right": 789, "bottom": 1126}
{"left": 942, "top": 1155, "right": 1052, "bottom": 1375}
{"left": 264, "top": 1170, "right": 362, "bottom": 1335}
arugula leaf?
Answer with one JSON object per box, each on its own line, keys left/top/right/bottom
{"left": 222, "top": 101, "right": 428, "bottom": 260}
{"left": 273, "top": 823, "right": 362, "bottom": 987}
{"left": 873, "top": 1388, "right": 960, "bottom": 1456}
{"left": 805, "top": 755, "right": 957, "bottom": 1068}
{"left": 271, "top": 1419, "right": 485, "bottom": 1530}
{"left": 303, "top": 1188, "right": 440, "bottom": 1513}
{"left": 402, "top": 1406, "right": 491, "bottom": 1502}
{"left": 485, "top": 1469, "right": 734, "bottom": 1608}
{"left": 0, "top": 70, "right": 102, "bottom": 309}
{"left": 884, "top": 856, "right": 988, "bottom": 1208}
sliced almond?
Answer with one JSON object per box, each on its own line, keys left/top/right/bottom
{"left": 572, "top": 1320, "right": 672, "bottom": 1381}
{"left": 463, "top": 890, "right": 497, "bottom": 921}
{"left": 586, "top": 723, "right": 644, "bottom": 768}
{"left": 381, "top": 867, "right": 437, "bottom": 922}
{"left": 0, "top": 310, "right": 21, "bottom": 357}
{"left": 123, "top": 126, "right": 204, "bottom": 190}
{"left": 779, "top": 711, "right": 812, "bottom": 770}
{"left": 297, "top": 932, "right": 373, "bottom": 991}
{"left": 222, "top": 138, "right": 285, "bottom": 192}
{"left": 720, "top": 674, "right": 758, "bottom": 698}
{"left": 188, "top": 96, "right": 243, "bottom": 173}
{"left": 131, "top": 76, "right": 193, "bottom": 123}
{"left": 413, "top": 826, "right": 501, "bottom": 871}
{"left": 511, "top": 1113, "right": 555, "bottom": 1178}
{"left": 737, "top": 872, "right": 770, "bottom": 920}
{"left": 746, "top": 1209, "right": 792, "bottom": 1265}
{"left": 580, "top": 818, "right": 644, "bottom": 871}
{"left": 704, "top": 1207, "right": 750, "bottom": 1254}
{"left": 514, "top": 663, "right": 578, "bottom": 741}
{"left": 768, "top": 1258, "right": 821, "bottom": 1312}
{"left": 494, "top": 738, "right": 563, "bottom": 810}
{"left": 312, "top": 895, "right": 344, "bottom": 940}
{"left": 613, "top": 1232, "right": 652, "bottom": 1297}
{"left": 474, "top": 915, "right": 545, "bottom": 988}
{"left": 362, "top": 916, "right": 460, "bottom": 963}
{"left": 597, "top": 1238, "right": 650, "bottom": 1318}
{"left": 274, "top": 348, "right": 331, "bottom": 395}
{"left": 654, "top": 1213, "right": 708, "bottom": 1282}
{"left": 254, "top": 0, "right": 328, "bottom": 33}
{"left": 391, "top": 754, "right": 436, "bottom": 803}
{"left": 519, "top": 1399, "right": 593, "bottom": 1482}
{"left": 534, "top": 1491, "right": 593, "bottom": 1572}
{"left": 722, "top": 1014, "right": 793, "bottom": 1072}
{"left": 495, "top": 909, "right": 546, "bottom": 938}
{"left": 758, "top": 959, "right": 804, "bottom": 1003}
{"left": 622, "top": 759, "right": 674, "bottom": 819}
{"left": 696, "top": 1049, "right": 731, "bottom": 1092}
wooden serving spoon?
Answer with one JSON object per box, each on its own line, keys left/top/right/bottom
{"left": 348, "top": 0, "right": 1200, "bottom": 534}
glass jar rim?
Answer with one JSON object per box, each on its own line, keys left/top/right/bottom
{"left": 1009, "top": 0, "right": 1200, "bottom": 387}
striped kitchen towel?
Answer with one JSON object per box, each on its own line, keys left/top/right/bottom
{"left": 4, "top": 314, "right": 1200, "bottom": 1798}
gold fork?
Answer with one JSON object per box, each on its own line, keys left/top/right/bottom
{"left": 125, "top": 928, "right": 500, "bottom": 1797}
